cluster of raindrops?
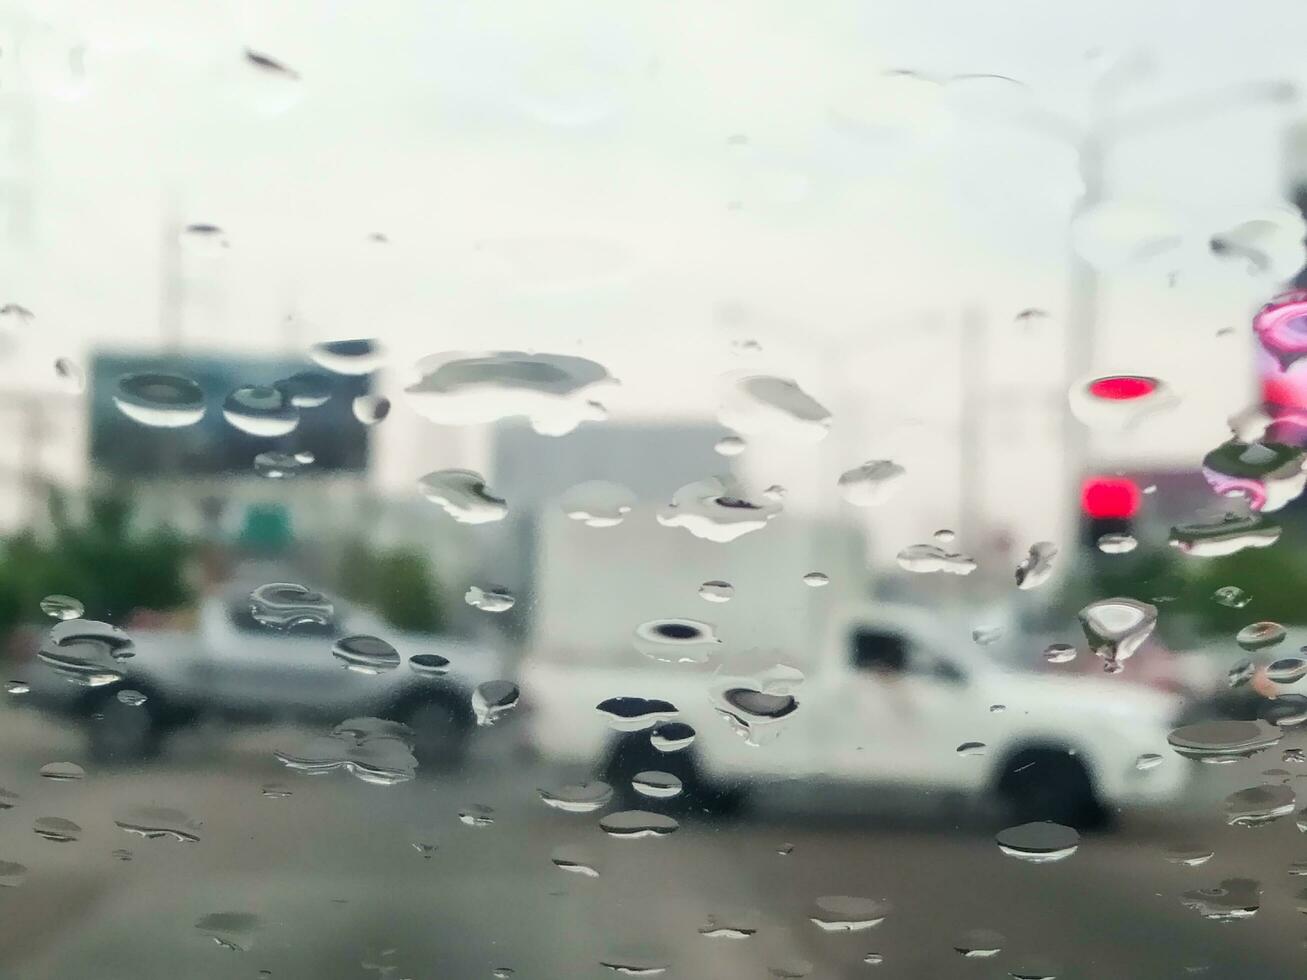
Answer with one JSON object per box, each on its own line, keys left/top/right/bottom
{"left": 274, "top": 718, "right": 418, "bottom": 786}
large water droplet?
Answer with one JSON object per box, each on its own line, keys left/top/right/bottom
{"left": 1068, "top": 374, "right": 1176, "bottom": 431}
{"left": 633, "top": 619, "right": 720, "bottom": 663}
{"left": 459, "top": 805, "right": 495, "bottom": 827}
{"left": 1202, "top": 440, "right": 1307, "bottom": 512}
{"left": 1236, "top": 621, "right": 1286, "bottom": 651}
{"left": 1224, "top": 785, "right": 1295, "bottom": 827}
{"left": 0, "top": 861, "right": 28, "bottom": 888}
{"left": 657, "top": 477, "right": 781, "bottom": 542}
{"left": 404, "top": 351, "right": 613, "bottom": 436}
{"left": 560, "top": 481, "right": 634, "bottom": 527}
{"left": 253, "top": 451, "right": 315, "bottom": 479}
{"left": 352, "top": 395, "right": 390, "bottom": 426}
{"left": 1169, "top": 513, "right": 1281, "bottom": 557}
{"left": 1043, "top": 643, "right": 1076, "bottom": 664}
{"left": 113, "top": 373, "right": 205, "bottom": 428}
{"left": 631, "top": 771, "right": 682, "bottom": 799}
{"left": 465, "top": 586, "right": 515, "bottom": 613}
{"left": 419, "top": 470, "right": 509, "bottom": 524}
{"left": 409, "top": 653, "right": 451, "bottom": 676}
{"left": 37, "top": 620, "right": 133, "bottom": 687}
{"left": 802, "top": 571, "right": 829, "bottom": 588}
{"left": 1097, "top": 533, "right": 1137, "bottom": 554}
{"left": 1269, "top": 657, "right": 1307, "bottom": 684}
{"left": 837, "top": 460, "right": 905, "bottom": 506}
{"left": 809, "top": 895, "right": 890, "bottom": 932}
{"left": 717, "top": 373, "right": 831, "bottom": 442}
{"left": 697, "top": 911, "right": 758, "bottom": 939}
{"left": 249, "top": 583, "right": 334, "bottom": 631}
{"left": 114, "top": 805, "right": 202, "bottom": 842}
{"left": 308, "top": 339, "right": 383, "bottom": 376}
{"left": 222, "top": 386, "right": 299, "bottom": 437}
{"left": 538, "top": 781, "right": 613, "bottom": 813}
{"left": 598, "top": 811, "right": 679, "bottom": 839}
{"left": 995, "top": 821, "right": 1080, "bottom": 863}
{"left": 39, "top": 762, "right": 84, "bottom": 782}
{"left": 1078, "top": 598, "right": 1157, "bottom": 673}
{"left": 5, "top": 682, "right": 28, "bottom": 696}
{"left": 954, "top": 929, "right": 1005, "bottom": 958}
{"left": 897, "top": 542, "right": 977, "bottom": 575}
{"left": 1136, "top": 753, "right": 1164, "bottom": 771}
{"left": 39, "top": 595, "right": 83, "bottom": 621}
{"left": 274, "top": 717, "right": 417, "bottom": 786}
{"left": 711, "top": 666, "right": 803, "bottom": 746}
{"left": 33, "top": 816, "right": 81, "bottom": 843}
{"left": 1164, "top": 842, "right": 1214, "bottom": 866}
{"left": 1180, "top": 879, "right": 1260, "bottom": 921}
{"left": 275, "top": 372, "right": 332, "bottom": 409}
{"left": 596, "top": 697, "right": 678, "bottom": 732}
{"left": 698, "top": 580, "right": 734, "bottom": 603}
{"left": 649, "top": 722, "right": 696, "bottom": 753}
{"left": 1168, "top": 720, "right": 1282, "bottom": 762}
{"left": 1228, "top": 659, "right": 1255, "bottom": 688}
{"left": 1015, "top": 541, "right": 1058, "bottom": 589}
{"left": 472, "top": 681, "right": 520, "bottom": 727}
{"left": 551, "top": 844, "right": 601, "bottom": 877}
{"left": 195, "top": 911, "right": 261, "bottom": 951}
{"left": 1214, "top": 586, "right": 1252, "bottom": 608}
{"left": 331, "top": 635, "right": 400, "bottom": 674}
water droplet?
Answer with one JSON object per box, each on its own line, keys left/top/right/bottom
{"left": 990, "top": 703, "right": 1007, "bottom": 713}
{"left": 1268, "top": 658, "right": 1307, "bottom": 684}
{"left": 838, "top": 460, "right": 906, "bottom": 506}
{"left": 1237, "top": 621, "right": 1286, "bottom": 651}
{"left": 537, "top": 781, "right": 613, "bottom": 813}
{"left": 331, "top": 635, "right": 400, "bottom": 674}
{"left": 1008, "top": 956, "right": 1062, "bottom": 980}
{"left": 972, "top": 626, "right": 1004, "bottom": 646}
{"left": 404, "top": 351, "right": 613, "bottom": 436}
{"left": 408, "top": 653, "right": 451, "bottom": 676}
{"left": 260, "top": 783, "right": 292, "bottom": 799}
{"left": 777, "top": 842, "right": 794, "bottom": 855}
{"left": 897, "top": 542, "right": 977, "bottom": 575}
{"left": 419, "top": 470, "right": 509, "bottom": 524}
{"left": 1285, "top": 748, "right": 1306, "bottom": 764}
{"left": 0, "top": 861, "right": 28, "bottom": 888}
{"left": 180, "top": 223, "right": 229, "bottom": 255}
{"left": 1254, "top": 290, "right": 1307, "bottom": 374}
{"left": 222, "top": 385, "right": 299, "bottom": 437}
{"left": 560, "top": 481, "right": 635, "bottom": 527}
{"left": 1136, "top": 753, "right": 1164, "bottom": 771}
{"left": 0, "top": 789, "right": 19, "bottom": 810}
{"left": 352, "top": 395, "right": 390, "bottom": 426}
{"left": 1271, "top": 694, "right": 1307, "bottom": 728}
{"left": 1015, "top": 541, "right": 1058, "bottom": 589}
{"left": 809, "top": 895, "right": 890, "bottom": 932}
{"left": 1043, "top": 643, "right": 1077, "bottom": 664}
{"left": 114, "top": 805, "right": 202, "bottom": 842}
{"left": 274, "top": 371, "right": 332, "bottom": 409}
{"left": 275, "top": 717, "right": 417, "bottom": 786}
{"left": 954, "top": 929, "right": 1004, "bottom": 958}
{"left": 5, "top": 681, "right": 27, "bottom": 696}
{"left": 1165, "top": 842, "right": 1214, "bottom": 866}
{"left": 862, "top": 953, "right": 884, "bottom": 965}
{"left": 596, "top": 697, "right": 678, "bottom": 732}
{"left": 245, "top": 49, "right": 299, "bottom": 79}
{"left": 249, "top": 583, "right": 334, "bottom": 631}
{"left": 802, "top": 571, "right": 829, "bottom": 588}
{"left": 1215, "top": 586, "right": 1252, "bottom": 608}
{"left": 1202, "top": 440, "right": 1307, "bottom": 512}
{"left": 698, "top": 581, "right": 734, "bottom": 603}
{"left": 1225, "top": 785, "right": 1295, "bottom": 826}
{"left": 39, "top": 762, "right": 84, "bottom": 782}
{"left": 1078, "top": 598, "right": 1157, "bottom": 673}
{"left": 649, "top": 722, "right": 696, "bottom": 753}
{"left": 33, "top": 816, "right": 81, "bottom": 843}
{"left": 657, "top": 477, "right": 781, "bottom": 543}
{"left": 1069, "top": 375, "right": 1176, "bottom": 431}
{"left": 472, "top": 681, "right": 520, "bottom": 727}
{"left": 40, "top": 594, "right": 83, "bottom": 621}
{"left": 711, "top": 665, "right": 803, "bottom": 746}
{"left": 995, "top": 821, "right": 1080, "bottom": 863}
{"left": 1169, "top": 512, "right": 1281, "bottom": 557}
{"left": 308, "top": 339, "right": 383, "bottom": 376}
{"left": 631, "top": 771, "right": 682, "bottom": 799}
{"left": 698, "top": 912, "right": 758, "bottom": 939}
{"left": 112, "top": 848, "right": 133, "bottom": 862}
{"left": 598, "top": 811, "right": 679, "bottom": 839}
{"left": 1168, "top": 720, "right": 1282, "bottom": 762}
{"left": 113, "top": 373, "right": 205, "bottom": 428}
{"left": 599, "top": 960, "right": 667, "bottom": 977}
{"left": 633, "top": 619, "right": 720, "bottom": 663}
{"left": 253, "top": 451, "right": 315, "bottom": 479}
{"left": 54, "top": 357, "right": 84, "bottom": 393}
{"left": 1228, "top": 659, "right": 1255, "bottom": 688}
{"left": 551, "top": 844, "right": 601, "bottom": 877}
{"left": 195, "top": 911, "right": 261, "bottom": 951}
{"left": 1097, "top": 533, "right": 1137, "bottom": 554}
{"left": 956, "top": 741, "right": 986, "bottom": 757}
{"left": 714, "top": 435, "right": 746, "bottom": 456}
{"left": 717, "top": 373, "right": 831, "bottom": 442}
{"left": 1180, "top": 879, "right": 1260, "bottom": 921}
{"left": 465, "top": 586, "right": 515, "bottom": 614}
{"left": 458, "top": 805, "right": 495, "bottom": 827}
{"left": 767, "top": 958, "right": 813, "bottom": 979}
{"left": 37, "top": 620, "right": 133, "bottom": 687}
{"left": 492, "top": 968, "right": 514, "bottom": 978}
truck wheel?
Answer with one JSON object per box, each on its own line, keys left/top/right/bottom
{"left": 600, "top": 733, "right": 747, "bottom": 818}
{"left": 86, "top": 690, "right": 163, "bottom": 764}
{"left": 401, "top": 697, "right": 471, "bottom": 772}
{"left": 996, "top": 748, "right": 1106, "bottom": 830}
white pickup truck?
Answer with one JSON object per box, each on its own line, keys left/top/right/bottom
{"left": 520, "top": 601, "right": 1188, "bottom": 826}
{"left": 27, "top": 586, "right": 504, "bottom": 765}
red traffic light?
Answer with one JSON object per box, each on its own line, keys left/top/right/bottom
{"left": 1081, "top": 476, "right": 1141, "bottom": 520}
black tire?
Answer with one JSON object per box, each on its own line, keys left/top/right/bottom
{"left": 600, "top": 732, "right": 747, "bottom": 818}
{"left": 85, "top": 689, "right": 164, "bottom": 764}
{"left": 399, "top": 694, "right": 472, "bottom": 772}
{"left": 995, "top": 747, "right": 1106, "bottom": 830}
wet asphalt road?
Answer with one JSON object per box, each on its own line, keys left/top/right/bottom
{"left": 0, "top": 708, "right": 1302, "bottom": 980}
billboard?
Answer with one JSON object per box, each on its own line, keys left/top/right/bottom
{"left": 89, "top": 351, "right": 370, "bottom": 476}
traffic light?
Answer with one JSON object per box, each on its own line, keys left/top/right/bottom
{"left": 1080, "top": 475, "right": 1140, "bottom": 548}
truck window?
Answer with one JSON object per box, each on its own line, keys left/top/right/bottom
{"left": 850, "top": 628, "right": 910, "bottom": 673}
